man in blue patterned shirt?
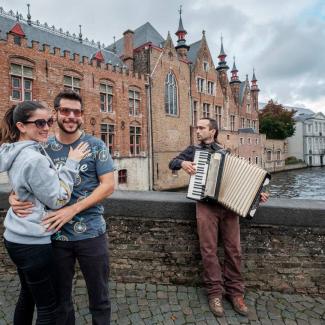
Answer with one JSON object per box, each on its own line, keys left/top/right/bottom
{"left": 11, "top": 90, "right": 115, "bottom": 325}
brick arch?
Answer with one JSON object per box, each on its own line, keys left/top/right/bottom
{"left": 63, "top": 68, "right": 83, "bottom": 79}
{"left": 9, "top": 55, "right": 35, "bottom": 67}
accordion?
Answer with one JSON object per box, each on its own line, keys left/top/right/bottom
{"left": 187, "top": 149, "right": 270, "bottom": 218}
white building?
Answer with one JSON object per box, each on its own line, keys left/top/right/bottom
{"left": 288, "top": 112, "right": 325, "bottom": 166}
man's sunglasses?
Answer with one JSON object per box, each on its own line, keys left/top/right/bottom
{"left": 57, "top": 107, "right": 83, "bottom": 117}
{"left": 24, "top": 117, "right": 54, "bottom": 129}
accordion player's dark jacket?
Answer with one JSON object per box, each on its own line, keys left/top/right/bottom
{"left": 168, "top": 142, "right": 223, "bottom": 170}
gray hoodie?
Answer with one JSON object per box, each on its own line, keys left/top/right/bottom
{"left": 0, "top": 140, "right": 79, "bottom": 244}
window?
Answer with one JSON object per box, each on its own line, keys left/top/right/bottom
{"left": 203, "top": 61, "right": 209, "bottom": 72}
{"left": 230, "top": 115, "right": 235, "bottom": 131}
{"left": 252, "top": 120, "right": 257, "bottom": 131}
{"left": 165, "top": 72, "right": 178, "bottom": 115}
{"left": 241, "top": 118, "right": 245, "bottom": 129}
{"left": 207, "top": 81, "right": 214, "bottom": 95}
{"left": 100, "top": 124, "right": 115, "bottom": 154}
{"left": 129, "top": 89, "right": 140, "bottom": 116}
{"left": 14, "top": 36, "right": 21, "bottom": 45}
{"left": 240, "top": 138, "right": 244, "bottom": 145}
{"left": 248, "top": 138, "right": 251, "bottom": 145}
{"left": 255, "top": 138, "right": 259, "bottom": 145}
{"left": 246, "top": 103, "right": 251, "bottom": 113}
{"left": 215, "top": 106, "right": 222, "bottom": 129}
{"left": 64, "top": 75, "right": 80, "bottom": 93}
{"left": 255, "top": 156, "right": 259, "bottom": 164}
{"left": 267, "top": 150, "right": 272, "bottom": 161}
{"left": 248, "top": 157, "right": 251, "bottom": 163}
{"left": 10, "top": 63, "right": 33, "bottom": 101}
{"left": 100, "top": 84, "right": 113, "bottom": 113}
{"left": 246, "top": 119, "right": 251, "bottom": 128}
{"left": 130, "top": 126, "right": 141, "bottom": 155}
{"left": 197, "top": 78, "right": 205, "bottom": 93}
{"left": 203, "top": 103, "right": 210, "bottom": 118}
{"left": 118, "top": 169, "right": 127, "bottom": 184}
{"left": 276, "top": 150, "right": 281, "bottom": 160}
{"left": 193, "top": 101, "right": 198, "bottom": 125}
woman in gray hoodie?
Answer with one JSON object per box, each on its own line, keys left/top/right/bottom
{"left": 0, "top": 101, "right": 89, "bottom": 325}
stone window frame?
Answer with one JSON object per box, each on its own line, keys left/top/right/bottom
{"left": 129, "top": 124, "right": 141, "bottom": 156}
{"left": 118, "top": 169, "right": 127, "bottom": 184}
{"left": 100, "top": 81, "right": 114, "bottom": 113}
{"left": 128, "top": 87, "right": 141, "bottom": 116}
{"left": 202, "top": 103, "right": 210, "bottom": 118}
{"left": 9, "top": 58, "right": 35, "bottom": 102}
{"left": 196, "top": 77, "right": 205, "bottom": 93}
{"left": 215, "top": 105, "right": 222, "bottom": 129}
{"left": 63, "top": 69, "right": 83, "bottom": 93}
{"left": 100, "top": 122, "right": 115, "bottom": 154}
{"left": 165, "top": 72, "right": 178, "bottom": 116}
{"left": 230, "top": 115, "right": 235, "bottom": 131}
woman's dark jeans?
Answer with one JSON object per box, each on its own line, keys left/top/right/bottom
{"left": 4, "top": 239, "right": 57, "bottom": 325}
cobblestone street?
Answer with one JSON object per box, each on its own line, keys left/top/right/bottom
{"left": 0, "top": 274, "right": 324, "bottom": 325}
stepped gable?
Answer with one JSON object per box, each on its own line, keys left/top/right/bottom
{"left": 106, "top": 22, "right": 165, "bottom": 54}
{"left": 239, "top": 78, "right": 250, "bottom": 106}
{"left": 0, "top": 10, "right": 123, "bottom": 66}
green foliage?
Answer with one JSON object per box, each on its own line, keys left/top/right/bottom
{"left": 285, "top": 156, "right": 304, "bottom": 165}
{"left": 259, "top": 100, "right": 296, "bottom": 139}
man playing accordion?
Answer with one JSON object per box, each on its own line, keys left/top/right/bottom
{"left": 169, "top": 117, "right": 268, "bottom": 317}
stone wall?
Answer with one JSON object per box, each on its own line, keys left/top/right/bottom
{"left": 0, "top": 191, "right": 324, "bottom": 296}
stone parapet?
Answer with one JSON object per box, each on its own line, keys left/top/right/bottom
{"left": 0, "top": 190, "right": 324, "bottom": 296}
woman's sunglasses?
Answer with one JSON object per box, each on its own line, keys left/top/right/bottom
{"left": 24, "top": 117, "right": 54, "bottom": 129}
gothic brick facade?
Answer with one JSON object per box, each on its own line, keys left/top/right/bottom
{"left": 0, "top": 7, "right": 266, "bottom": 190}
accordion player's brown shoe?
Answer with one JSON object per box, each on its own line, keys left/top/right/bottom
{"left": 209, "top": 297, "right": 224, "bottom": 317}
{"left": 228, "top": 295, "right": 248, "bottom": 316}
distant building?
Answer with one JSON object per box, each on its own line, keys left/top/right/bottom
{"left": 288, "top": 112, "right": 325, "bottom": 166}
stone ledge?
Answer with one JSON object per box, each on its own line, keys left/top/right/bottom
{"left": 0, "top": 189, "right": 325, "bottom": 227}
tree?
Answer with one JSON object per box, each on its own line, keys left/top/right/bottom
{"left": 259, "top": 100, "right": 296, "bottom": 139}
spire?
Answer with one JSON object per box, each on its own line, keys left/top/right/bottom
{"left": 175, "top": 5, "right": 189, "bottom": 53}
{"left": 251, "top": 68, "right": 259, "bottom": 91}
{"left": 27, "top": 4, "right": 31, "bottom": 25}
{"left": 216, "top": 35, "right": 229, "bottom": 71}
{"left": 230, "top": 57, "right": 240, "bottom": 83}
{"left": 112, "top": 36, "right": 117, "bottom": 53}
{"left": 16, "top": 11, "right": 20, "bottom": 21}
{"left": 78, "top": 25, "right": 83, "bottom": 43}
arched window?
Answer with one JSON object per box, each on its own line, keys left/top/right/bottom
{"left": 165, "top": 72, "right": 178, "bottom": 116}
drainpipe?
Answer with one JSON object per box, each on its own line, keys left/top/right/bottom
{"left": 146, "top": 45, "right": 154, "bottom": 190}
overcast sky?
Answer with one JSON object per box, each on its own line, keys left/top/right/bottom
{"left": 2, "top": 0, "right": 325, "bottom": 113}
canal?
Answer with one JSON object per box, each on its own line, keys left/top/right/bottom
{"left": 268, "top": 167, "right": 325, "bottom": 200}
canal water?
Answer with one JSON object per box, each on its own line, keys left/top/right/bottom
{"left": 268, "top": 167, "right": 325, "bottom": 200}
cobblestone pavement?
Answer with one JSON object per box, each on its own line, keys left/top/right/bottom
{"left": 0, "top": 274, "right": 324, "bottom": 325}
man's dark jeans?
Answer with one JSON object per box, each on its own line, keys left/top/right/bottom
{"left": 52, "top": 233, "right": 110, "bottom": 325}
{"left": 4, "top": 239, "right": 57, "bottom": 325}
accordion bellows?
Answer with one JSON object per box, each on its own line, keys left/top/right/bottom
{"left": 187, "top": 150, "right": 270, "bottom": 218}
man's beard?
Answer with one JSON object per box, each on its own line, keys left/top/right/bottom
{"left": 57, "top": 118, "right": 82, "bottom": 134}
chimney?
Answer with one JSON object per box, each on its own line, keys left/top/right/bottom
{"left": 123, "top": 29, "right": 134, "bottom": 70}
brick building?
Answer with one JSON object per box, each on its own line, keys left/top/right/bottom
{"left": 0, "top": 6, "right": 265, "bottom": 190}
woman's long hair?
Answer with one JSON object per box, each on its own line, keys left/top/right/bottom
{"left": 0, "top": 101, "right": 45, "bottom": 144}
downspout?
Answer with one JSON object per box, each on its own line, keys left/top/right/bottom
{"left": 146, "top": 45, "right": 154, "bottom": 190}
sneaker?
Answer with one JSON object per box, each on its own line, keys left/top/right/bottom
{"left": 229, "top": 295, "right": 248, "bottom": 316}
{"left": 209, "top": 297, "right": 224, "bottom": 317}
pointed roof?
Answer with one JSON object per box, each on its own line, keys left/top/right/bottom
{"left": 92, "top": 50, "right": 104, "bottom": 62}
{"left": 218, "top": 36, "right": 226, "bottom": 58}
{"left": 165, "top": 31, "right": 174, "bottom": 49}
{"left": 252, "top": 68, "right": 257, "bottom": 82}
{"left": 239, "top": 78, "right": 250, "bottom": 105}
{"left": 176, "top": 6, "right": 186, "bottom": 34}
{"left": 231, "top": 57, "right": 238, "bottom": 73}
{"left": 10, "top": 22, "right": 25, "bottom": 37}
{"left": 106, "top": 22, "right": 165, "bottom": 55}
